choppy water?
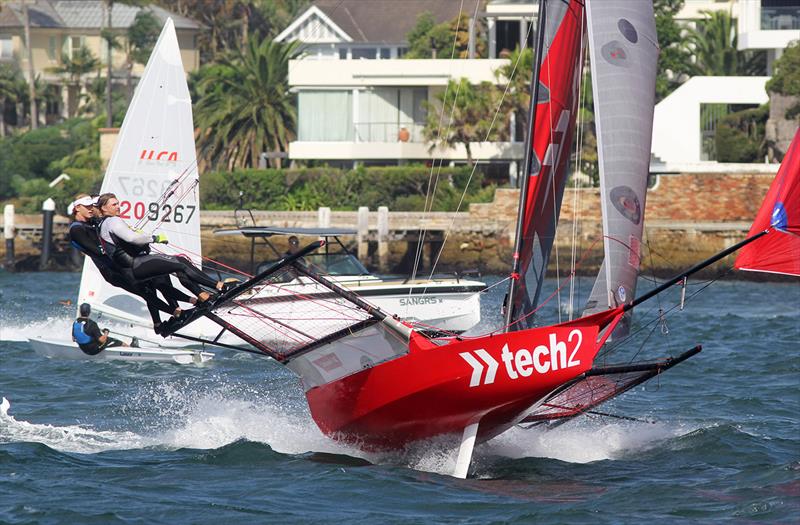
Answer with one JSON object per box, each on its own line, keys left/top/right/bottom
{"left": 0, "top": 271, "right": 798, "bottom": 523}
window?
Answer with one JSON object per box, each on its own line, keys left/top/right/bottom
{"left": 351, "top": 48, "right": 376, "bottom": 60}
{"left": 48, "top": 36, "right": 58, "bottom": 61}
{"left": 379, "top": 48, "right": 390, "bottom": 59}
{"left": 64, "top": 36, "right": 86, "bottom": 59}
{"left": 338, "top": 47, "right": 348, "bottom": 59}
{"left": 0, "top": 37, "right": 12, "bottom": 59}
{"left": 761, "top": 0, "right": 800, "bottom": 30}
{"left": 355, "top": 87, "right": 428, "bottom": 142}
{"left": 298, "top": 91, "right": 354, "bottom": 141}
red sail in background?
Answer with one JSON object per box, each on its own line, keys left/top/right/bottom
{"left": 735, "top": 130, "right": 800, "bottom": 277}
{"left": 511, "top": 0, "right": 587, "bottom": 329}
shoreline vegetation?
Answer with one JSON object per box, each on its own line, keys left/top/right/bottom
{"left": 0, "top": 168, "right": 781, "bottom": 280}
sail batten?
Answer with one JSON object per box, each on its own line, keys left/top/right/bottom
{"left": 582, "top": 0, "right": 659, "bottom": 338}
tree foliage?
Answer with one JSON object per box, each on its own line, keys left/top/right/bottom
{"left": 654, "top": 0, "right": 693, "bottom": 101}
{"left": 423, "top": 78, "right": 507, "bottom": 165}
{"left": 0, "top": 118, "right": 96, "bottom": 200}
{"left": 714, "top": 104, "right": 769, "bottom": 162}
{"left": 684, "top": 9, "right": 765, "bottom": 76}
{"left": 155, "top": 0, "right": 308, "bottom": 62}
{"left": 0, "top": 64, "right": 26, "bottom": 136}
{"left": 193, "top": 37, "right": 299, "bottom": 170}
{"left": 127, "top": 10, "right": 161, "bottom": 66}
{"left": 405, "top": 11, "right": 485, "bottom": 59}
{"left": 200, "top": 165, "right": 493, "bottom": 211}
{"left": 766, "top": 40, "right": 800, "bottom": 96}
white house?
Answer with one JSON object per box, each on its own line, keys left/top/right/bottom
{"left": 278, "top": 0, "right": 798, "bottom": 173}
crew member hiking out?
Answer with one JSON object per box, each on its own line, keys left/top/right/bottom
{"left": 72, "top": 303, "right": 129, "bottom": 355}
{"left": 67, "top": 194, "right": 193, "bottom": 332}
{"left": 95, "top": 193, "right": 237, "bottom": 307}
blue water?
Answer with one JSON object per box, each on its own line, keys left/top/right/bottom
{"left": 1, "top": 271, "right": 798, "bottom": 523}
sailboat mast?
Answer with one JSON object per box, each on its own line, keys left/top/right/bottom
{"left": 504, "top": 0, "right": 548, "bottom": 331}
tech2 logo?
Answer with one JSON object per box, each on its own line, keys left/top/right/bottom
{"left": 140, "top": 149, "right": 178, "bottom": 162}
{"left": 459, "top": 329, "right": 583, "bottom": 387}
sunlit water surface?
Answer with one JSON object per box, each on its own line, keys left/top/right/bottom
{"left": 0, "top": 271, "right": 798, "bottom": 523}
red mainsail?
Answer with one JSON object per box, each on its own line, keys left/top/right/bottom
{"left": 510, "top": 0, "right": 587, "bottom": 329}
{"left": 735, "top": 130, "right": 800, "bottom": 277}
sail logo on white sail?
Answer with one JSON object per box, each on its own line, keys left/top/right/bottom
{"left": 459, "top": 329, "right": 583, "bottom": 387}
{"left": 140, "top": 149, "right": 178, "bottom": 162}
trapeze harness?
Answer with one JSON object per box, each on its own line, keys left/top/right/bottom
{"left": 97, "top": 216, "right": 219, "bottom": 296}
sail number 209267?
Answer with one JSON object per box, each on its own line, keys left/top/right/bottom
{"left": 119, "top": 200, "right": 196, "bottom": 224}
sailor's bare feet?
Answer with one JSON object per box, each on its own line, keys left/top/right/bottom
{"left": 173, "top": 307, "right": 182, "bottom": 317}
{"left": 197, "top": 291, "right": 212, "bottom": 303}
{"left": 190, "top": 297, "right": 197, "bottom": 305}
{"left": 216, "top": 281, "right": 224, "bottom": 291}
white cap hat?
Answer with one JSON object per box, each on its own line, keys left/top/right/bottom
{"left": 67, "top": 195, "right": 98, "bottom": 216}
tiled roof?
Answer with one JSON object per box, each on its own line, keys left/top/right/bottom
{"left": 313, "top": 0, "right": 468, "bottom": 44}
{"left": 0, "top": 1, "right": 203, "bottom": 30}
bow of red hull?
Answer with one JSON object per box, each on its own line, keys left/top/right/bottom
{"left": 306, "top": 310, "right": 622, "bottom": 450}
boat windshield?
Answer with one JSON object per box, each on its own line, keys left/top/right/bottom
{"left": 305, "top": 253, "right": 369, "bottom": 275}
{"left": 257, "top": 252, "right": 369, "bottom": 276}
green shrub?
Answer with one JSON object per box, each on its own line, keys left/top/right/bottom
{"left": 0, "top": 118, "right": 96, "bottom": 199}
{"left": 200, "top": 164, "right": 495, "bottom": 212}
{"left": 715, "top": 105, "right": 768, "bottom": 163}
{"left": 9, "top": 167, "right": 103, "bottom": 214}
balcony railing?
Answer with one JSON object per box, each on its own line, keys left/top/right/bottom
{"left": 761, "top": 5, "right": 800, "bottom": 30}
{"left": 353, "top": 122, "right": 426, "bottom": 143}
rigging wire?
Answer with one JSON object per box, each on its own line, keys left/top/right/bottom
{"left": 567, "top": 52, "right": 588, "bottom": 321}
{"left": 423, "top": 16, "right": 536, "bottom": 286}
{"left": 597, "top": 266, "right": 735, "bottom": 360}
{"left": 409, "top": 0, "right": 468, "bottom": 286}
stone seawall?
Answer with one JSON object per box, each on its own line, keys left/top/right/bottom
{"left": 1, "top": 172, "right": 775, "bottom": 276}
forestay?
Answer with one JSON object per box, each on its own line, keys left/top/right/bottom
{"left": 582, "top": 0, "right": 659, "bottom": 338}
{"left": 77, "top": 19, "right": 201, "bottom": 323}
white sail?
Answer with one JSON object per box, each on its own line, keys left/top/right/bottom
{"left": 582, "top": 1, "right": 659, "bottom": 337}
{"left": 77, "top": 18, "right": 200, "bottom": 326}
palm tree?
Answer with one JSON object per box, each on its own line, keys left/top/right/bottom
{"left": 193, "top": 37, "right": 299, "bottom": 170}
{"left": 0, "top": 63, "right": 24, "bottom": 136}
{"left": 422, "top": 77, "right": 507, "bottom": 165}
{"left": 684, "top": 9, "right": 765, "bottom": 76}
{"left": 125, "top": 9, "right": 160, "bottom": 103}
{"left": 48, "top": 47, "right": 100, "bottom": 117}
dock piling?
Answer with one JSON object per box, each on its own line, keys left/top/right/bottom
{"left": 357, "top": 206, "right": 369, "bottom": 262}
{"left": 377, "top": 206, "right": 389, "bottom": 272}
{"left": 4, "top": 204, "right": 15, "bottom": 268}
{"left": 39, "top": 198, "right": 55, "bottom": 270}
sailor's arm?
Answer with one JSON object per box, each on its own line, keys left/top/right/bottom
{"left": 84, "top": 319, "right": 107, "bottom": 344}
{"left": 104, "top": 217, "right": 153, "bottom": 245}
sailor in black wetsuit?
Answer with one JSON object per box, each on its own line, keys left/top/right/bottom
{"left": 95, "top": 193, "right": 235, "bottom": 302}
{"left": 67, "top": 195, "right": 193, "bottom": 332}
{"left": 72, "top": 303, "right": 127, "bottom": 355}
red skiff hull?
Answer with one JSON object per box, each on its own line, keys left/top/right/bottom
{"left": 306, "top": 310, "right": 621, "bottom": 450}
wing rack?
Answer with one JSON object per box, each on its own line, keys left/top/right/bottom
{"left": 520, "top": 345, "right": 701, "bottom": 427}
{"left": 159, "top": 240, "right": 395, "bottom": 362}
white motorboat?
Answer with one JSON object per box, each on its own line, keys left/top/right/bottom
{"left": 214, "top": 226, "right": 486, "bottom": 333}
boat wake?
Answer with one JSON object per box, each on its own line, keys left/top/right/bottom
{"left": 0, "top": 390, "right": 696, "bottom": 477}
{"left": 0, "top": 397, "right": 144, "bottom": 454}
{"left": 0, "top": 316, "right": 74, "bottom": 342}
{"left": 481, "top": 419, "right": 693, "bottom": 464}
